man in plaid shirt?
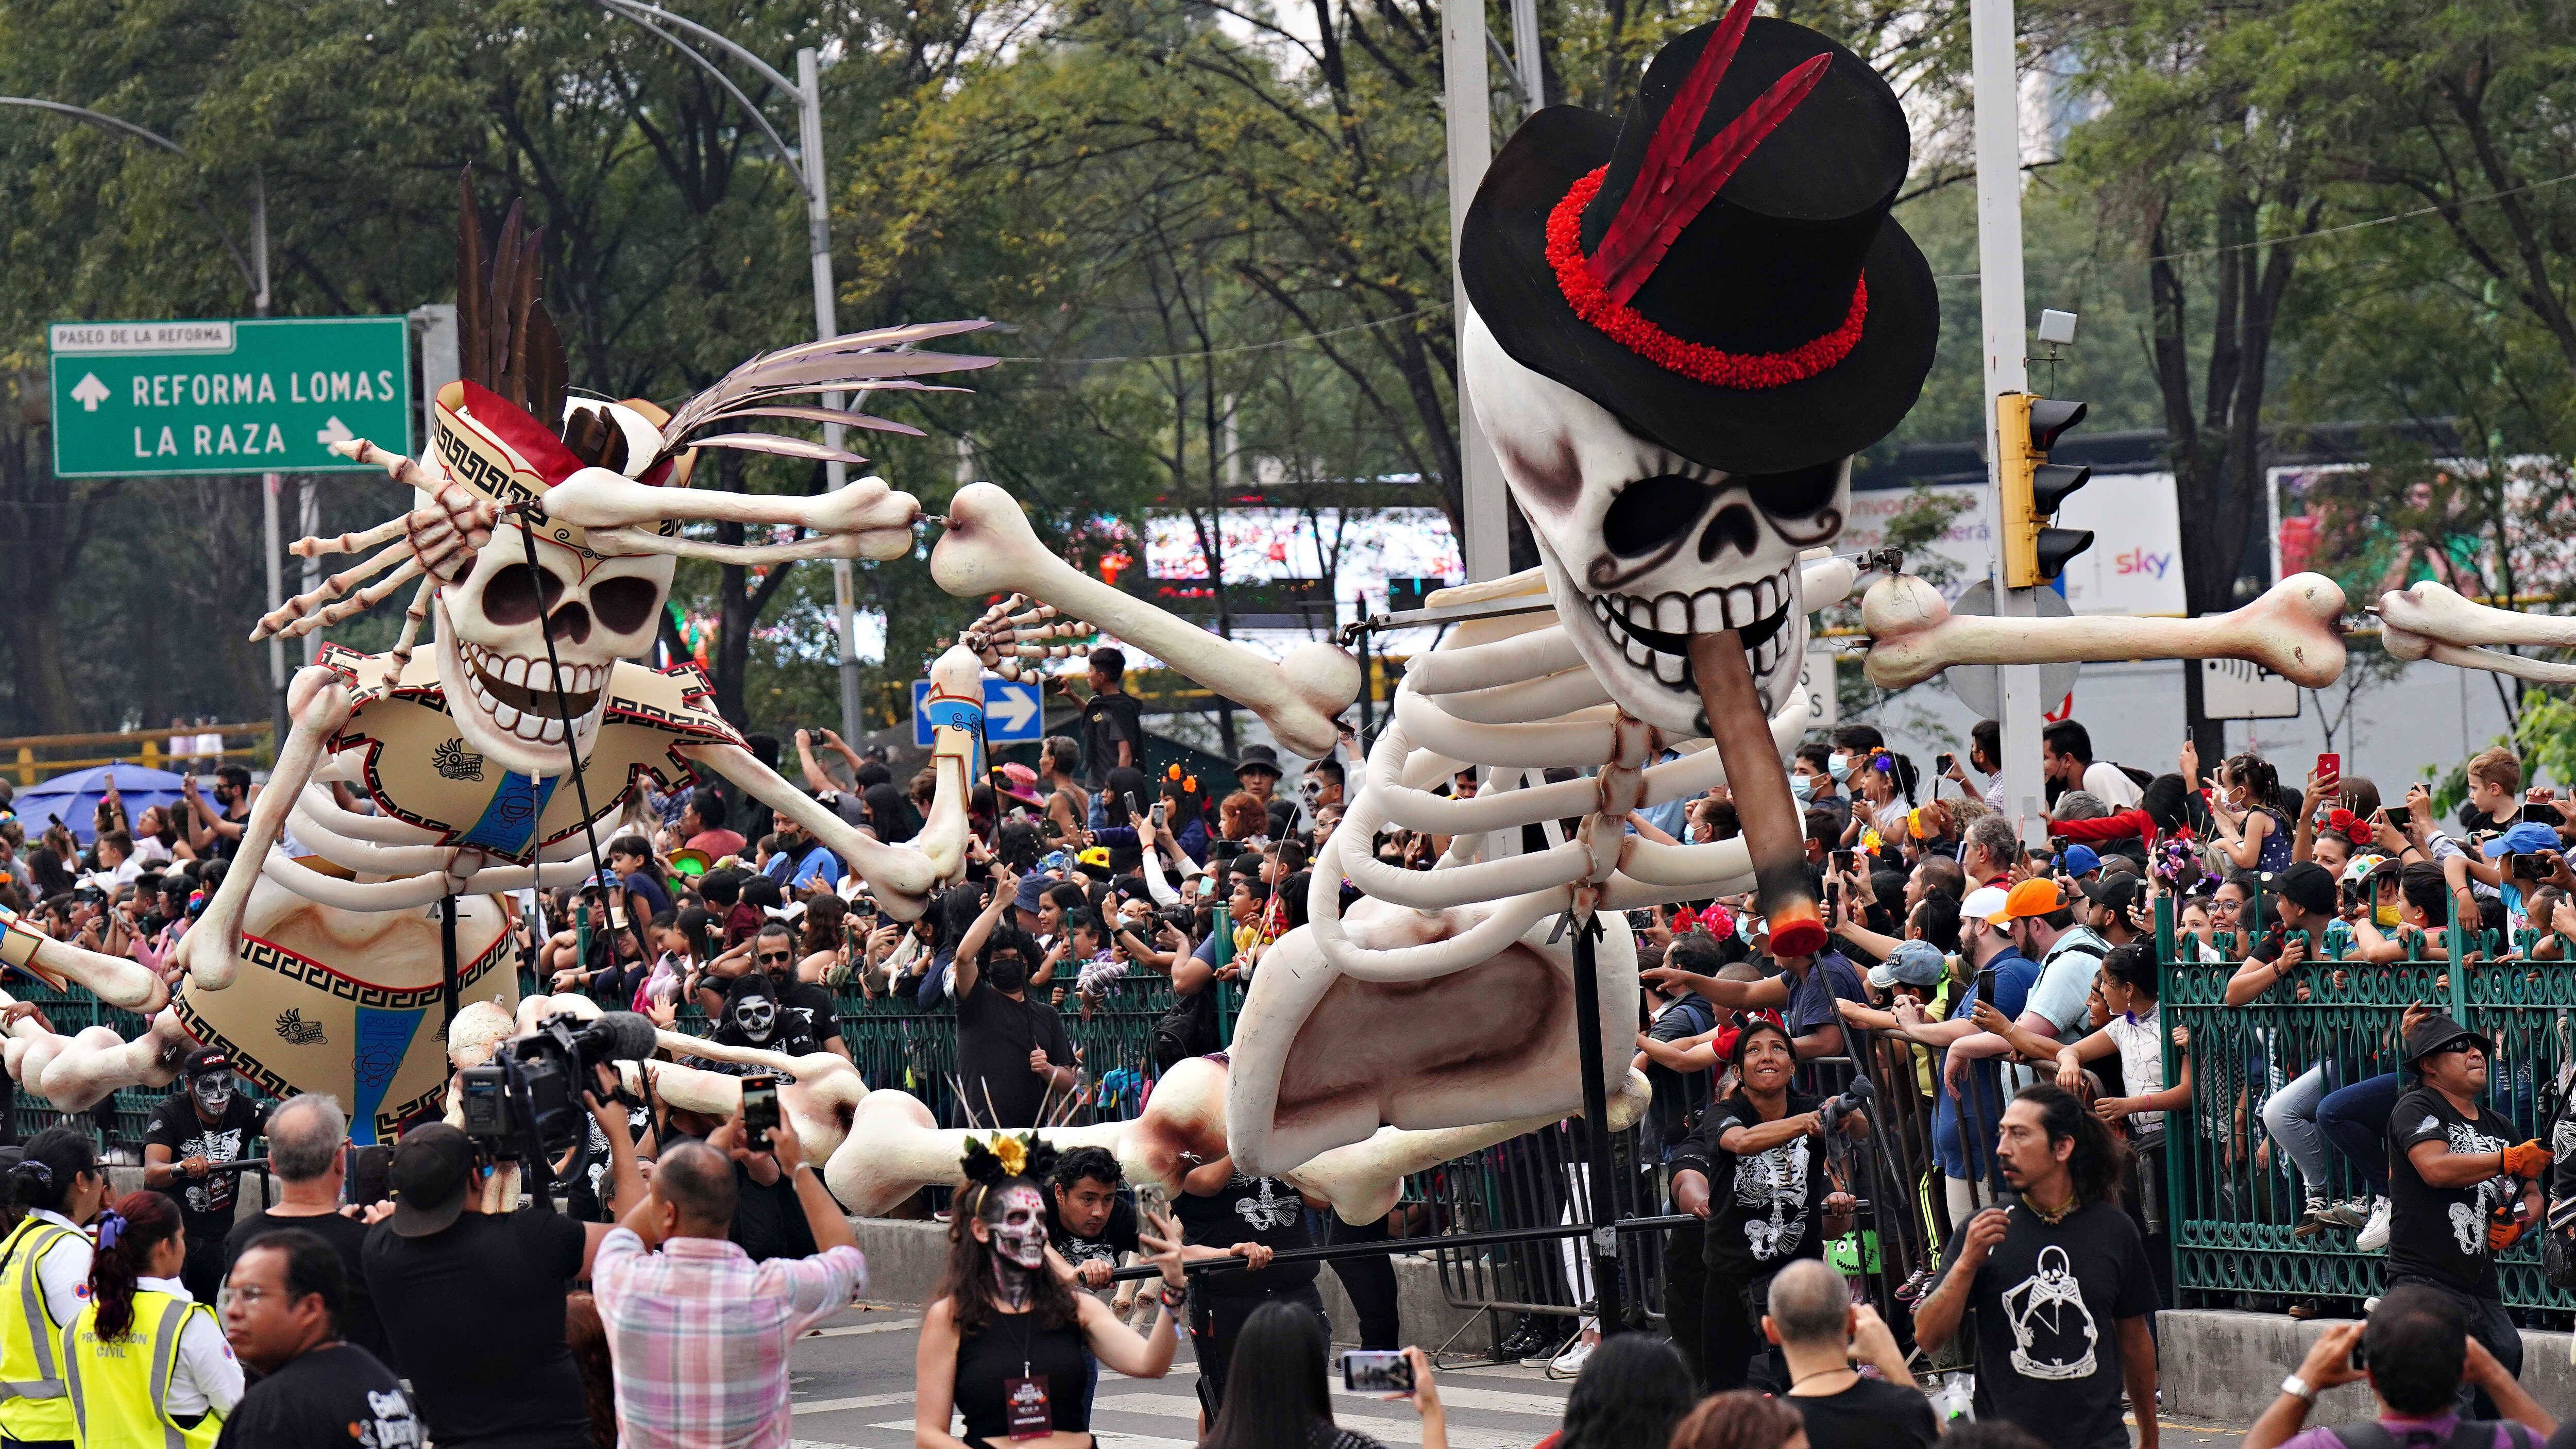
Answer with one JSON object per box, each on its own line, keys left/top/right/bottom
{"left": 593, "top": 1104, "right": 867, "bottom": 1447}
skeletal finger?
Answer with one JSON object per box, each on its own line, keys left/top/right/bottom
{"left": 296, "top": 558, "right": 429, "bottom": 635}
{"left": 330, "top": 436, "right": 430, "bottom": 489}
{"left": 292, "top": 514, "right": 412, "bottom": 559}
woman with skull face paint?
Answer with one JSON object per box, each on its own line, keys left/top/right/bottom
{"left": 915, "top": 1134, "right": 1189, "bottom": 1449}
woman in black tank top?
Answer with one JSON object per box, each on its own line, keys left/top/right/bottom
{"left": 914, "top": 1133, "right": 1192, "bottom": 1449}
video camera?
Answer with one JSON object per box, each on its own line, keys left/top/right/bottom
{"left": 459, "top": 1010, "right": 658, "bottom": 1190}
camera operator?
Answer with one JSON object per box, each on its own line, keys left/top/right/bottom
{"left": 364, "top": 1067, "right": 642, "bottom": 1449}
{"left": 143, "top": 1047, "right": 270, "bottom": 1301}
{"left": 1670, "top": 1020, "right": 1863, "bottom": 1392}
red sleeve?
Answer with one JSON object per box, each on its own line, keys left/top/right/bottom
{"left": 2049, "top": 808, "right": 2148, "bottom": 843}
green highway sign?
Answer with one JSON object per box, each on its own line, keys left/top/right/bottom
{"left": 48, "top": 316, "right": 412, "bottom": 478}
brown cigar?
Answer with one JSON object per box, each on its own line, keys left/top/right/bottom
{"left": 1686, "top": 630, "right": 1825, "bottom": 957}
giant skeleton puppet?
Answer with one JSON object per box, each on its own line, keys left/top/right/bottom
{"left": 922, "top": 1, "right": 2354, "bottom": 1185}
{"left": 0, "top": 176, "right": 995, "bottom": 1144}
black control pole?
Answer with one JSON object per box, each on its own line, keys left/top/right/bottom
{"left": 1567, "top": 911, "right": 1625, "bottom": 1336}
{"left": 439, "top": 894, "right": 459, "bottom": 1041}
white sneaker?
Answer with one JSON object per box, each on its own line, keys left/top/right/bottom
{"left": 1550, "top": 1335, "right": 1596, "bottom": 1375}
{"left": 2355, "top": 1197, "right": 2392, "bottom": 1252}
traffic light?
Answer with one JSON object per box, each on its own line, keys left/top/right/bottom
{"left": 1996, "top": 392, "right": 2094, "bottom": 588}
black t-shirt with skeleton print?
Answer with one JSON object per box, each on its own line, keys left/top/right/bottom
{"left": 2389, "top": 1085, "right": 2518, "bottom": 1299}
{"left": 1934, "top": 1199, "right": 2156, "bottom": 1449}
{"left": 1675, "top": 1090, "right": 1827, "bottom": 1280}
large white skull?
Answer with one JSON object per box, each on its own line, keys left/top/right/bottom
{"left": 1462, "top": 305, "right": 1845, "bottom": 737}
{"left": 421, "top": 398, "right": 682, "bottom": 778}
{"left": 432, "top": 513, "right": 673, "bottom": 778}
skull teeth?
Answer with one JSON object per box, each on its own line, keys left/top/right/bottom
{"left": 1586, "top": 563, "right": 1799, "bottom": 695}
{"left": 452, "top": 641, "right": 608, "bottom": 742}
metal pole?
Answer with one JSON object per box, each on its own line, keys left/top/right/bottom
{"left": 796, "top": 47, "right": 866, "bottom": 743}
{"left": 1441, "top": 0, "right": 1511, "bottom": 583}
{"left": 1567, "top": 913, "right": 1625, "bottom": 1335}
{"left": 253, "top": 171, "right": 291, "bottom": 743}
{"left": 1970, "top": 0, "right": 2043, "bottom": 843}
{"left": 1509, "top": 0, "right": 1546, "bottom": 117}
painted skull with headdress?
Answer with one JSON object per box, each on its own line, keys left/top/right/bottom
{"left": 0, "top": 173, "right": 1004, "bottom": 1145}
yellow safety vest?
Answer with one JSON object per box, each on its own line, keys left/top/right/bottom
{"left": 0, "top": 1215, "right": 79, "bottom": 1441}
{"left": 61, "top": 1291, "right": 225, "bottom": 1449}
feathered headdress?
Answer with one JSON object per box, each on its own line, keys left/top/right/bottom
{"left": 960, "top": 1132, "right": 1060, "bottom": 1189}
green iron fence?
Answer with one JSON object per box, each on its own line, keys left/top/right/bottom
{"left": 2157, "top": 898, "right": 2576, "bottom": 1313}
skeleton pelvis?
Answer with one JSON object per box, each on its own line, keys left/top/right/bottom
{"left": 1224, "top": 900, "right": 1638, "bottom": 1175}
{"left": 175, "top": 874, "right": 516, "bottom": 1145}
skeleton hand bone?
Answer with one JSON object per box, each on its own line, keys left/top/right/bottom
{"left": 1860, "top": 571, "right": 2349, "bottom": 689}
{"left": 2379, "top": 581, "right": 2576, "bottom": 684}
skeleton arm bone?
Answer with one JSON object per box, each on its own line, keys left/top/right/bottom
{"left": 683, "top": 743, "right": 947, "bottom": 919}
{"left": 263, "top": 853, "right": 594, "bottom": 911}
{"left": 2379, "top": 583, "right": 2576, "bottom": 682}
{"left": 933, "top": 482, "right": 1359, "bottom": 758}
{"left": 1862, "top": 572, "right": 2349, "bottom": 689}
{"left": 178, "top": 666, "right": 356, "bottom": 991}
{"left": 541, "top": 468, "right": 923, "bottom": 563}
{"left": 0, "top": 912, "right": 167, "bottom": 1013}
{"left": 580, "top": 527, "right": 880, "bottom": 567}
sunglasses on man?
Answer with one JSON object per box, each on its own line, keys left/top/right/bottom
{"left": 757, "top": 950, "right": 794, "bottom": 966}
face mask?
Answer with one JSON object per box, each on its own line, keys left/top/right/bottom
{"left": 2376, "top": 901, "right": 2402, "bottom": 928}
{"left": 1827, "top": 752, "right": 1853, "bottom": 782}
{"left": 732, "top": 997, "right": 777, "bottom": 1041}
{"left": 985, "top": 955, "right": 1029, "bottom": 993}
{"left": 986, "top": 1184, "right": 1048, "bottom": 1269}
{"left": 1790, "top": 776, "right": 1814, "bottom": 803}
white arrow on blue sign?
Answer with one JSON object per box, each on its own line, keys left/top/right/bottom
{"left": 912, "top": 677, "right": 1048, "bottom": 748}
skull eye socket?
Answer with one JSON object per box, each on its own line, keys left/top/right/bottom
{"left": 1737, "top": 459, "right": 1842, "bottom": 519}
{"left": 1601, "top": 474, "right": 1716, "bottom": 557}
{"left": 482, "top": 564, "right": 565, "bottom": 626}
{"left": 592, "top": 577, "right": 659, "bottom": 635}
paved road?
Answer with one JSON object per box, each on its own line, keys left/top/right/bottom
{"left": 779, "top": 1303, "right": 2250, "bottom": 1449}
{"left": 785, "top": 1302, "right": 1573, "bottom": 1449}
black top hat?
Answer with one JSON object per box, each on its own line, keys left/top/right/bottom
{"left": 1461, "top": 0, "right": 1937, "bottom": 476}
{"left": 1232, "top": 745, "right": 1283, "bottom": 778}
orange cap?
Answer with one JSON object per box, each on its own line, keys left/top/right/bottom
{"left": 1990, "top": 878, "right": 2063, "bottom": 925}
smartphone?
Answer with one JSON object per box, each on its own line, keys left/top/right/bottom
{"left": 1935, "top": 752, "right": 1955, "bottom": 775}
{"left": 1150, "top": 801, "right": 1167, "bottom": 829}
{"left": 1975, "top": 963, "right": 1996, "bottom": 1006}
{"left": 1342, "top": 1349, "right": 1415, "bottom": 1394}
{"left": 2350, "top": 1342, "right": 2368, "bottom": 1373}
{"left": 1133, "top": 1180, "right": 1170, "bottom": 1224}
{"left": 1832, "top": 849, "right": 1855, "bottom": 874}
{"left": 2526, "top": 802, "right": 2561, "bottom": 825}
{"left": 346, "top": 1145, "right": 392, "bottom": 1210}
{"left": 2315, "top": 753, "right": 2341, "bottom": 793}
{"left": 741, "top": 1078, "right": 782, "bottom": 1151}
{"left": 2511, "top": 852, "right": 2548, "bottom": 882}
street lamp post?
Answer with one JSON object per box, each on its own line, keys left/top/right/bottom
{"left": 1966, "top": 0, "right": 2047, "bottom": 837}
{"left": 0, "top": 98, "right": 278, "bottom": 737}
{"left": 590, "top": 1, "right": 868, "bottom": 739}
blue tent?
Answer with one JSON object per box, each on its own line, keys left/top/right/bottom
{"left": 11, "top": 763, "right": 190, "bottom": 846}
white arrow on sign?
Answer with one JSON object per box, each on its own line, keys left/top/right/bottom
{"left": 70, "top": 374, "right": 110, "bottom": 412}
{"left": 316, "top": 416, "right": 354, "bottom": 448}
{"left": 987, "top": 681, "right": 1040, "bottom": 734}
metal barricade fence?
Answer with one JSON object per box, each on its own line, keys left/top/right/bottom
{"left": 2159, "top": 899, "right": 2576, "bottom": 1316}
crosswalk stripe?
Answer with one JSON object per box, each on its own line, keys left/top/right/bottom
{"left": 793, "top": 1391, "right": 925, "bottom": 1416}
{"left": 1329, "top": 1380, "right": 1565, "bottom": 1417}
{"left": 1090, "top": 1393, "right": 1545, "bottom": 1448}
{"left": 803, "top": 1318, "right": 923, "bottom": 1339}
{"left": 868, "top": 1423, "right": 1201, "bottom": 1449}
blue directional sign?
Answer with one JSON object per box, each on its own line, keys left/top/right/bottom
{"left": 912, "top": 676, "right": 1047, "bottom": 748}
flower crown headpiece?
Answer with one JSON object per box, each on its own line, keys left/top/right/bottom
{"left": 959, "top": 1131, "right": 1059, "bottom": 1189}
